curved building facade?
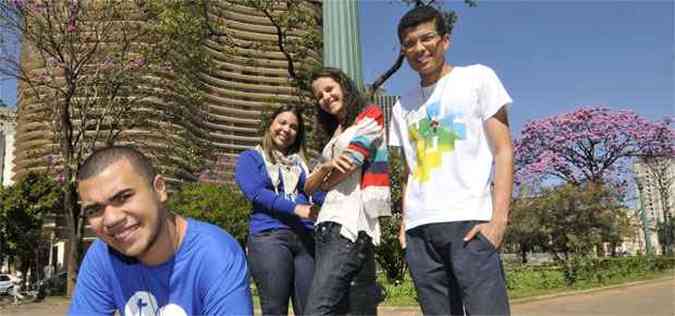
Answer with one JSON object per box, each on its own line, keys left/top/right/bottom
{"left": 13, "top": 0, "right": 322, "bottom": 183}
{"left": 201, "top": 0, "right": 322, "bottom": 181}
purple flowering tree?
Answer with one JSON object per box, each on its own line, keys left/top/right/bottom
{"left": 0, "top": 1, "right": 211, "bottom": 295}
{"left": 512, "top": 107, "right": 673, "bottom": 258}
{"left": 515, "top": 107, "right": 674, "bottom": 187}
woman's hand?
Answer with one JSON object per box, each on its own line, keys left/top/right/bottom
{"left": 294, "top": 204, "right": 318, "bottom": 221}
{"left": 305, "top": 161, "right": 334, "bottom": 194}
{"left": 330, "top": 154, "right": 356, "bottom": 174}
{"left": 316, "top": 161, "right": 335, "bottom": 173}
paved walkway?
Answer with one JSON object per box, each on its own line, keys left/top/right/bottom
{"left": 510, "top": 277, "right": 674, "bottom": 316}
{"left": 1, "top": 277, "right": 673, "bottom": 315}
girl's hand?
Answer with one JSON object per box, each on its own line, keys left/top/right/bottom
{"left": 331, "top": 154, "right": 356, "bottom": 174}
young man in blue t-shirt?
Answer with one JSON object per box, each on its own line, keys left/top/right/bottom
{"left": 69, "top": 146, "right": 252, "bottom": 316}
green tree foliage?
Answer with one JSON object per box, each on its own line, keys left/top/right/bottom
{"left": 505, "top": 191, "right": 549, "bottom": 264}
{"left": 0, "top": 173, "right": 63, "bottom": 279}
{"left": 168, "top": 182, "right": 250, "bottom": 247}
{"left": 523, "top": 184, "right": 630, "bottom": 264}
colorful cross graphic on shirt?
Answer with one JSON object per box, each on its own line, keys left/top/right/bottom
{"left": 408, "top": 101, "right": 466, "bottom": 183}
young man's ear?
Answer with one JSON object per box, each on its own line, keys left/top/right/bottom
{"left": 441, "top": 33, "right": 451, "bottom": 51}
{"left": 153, "top": 175, "right": 168, "bottom": 202}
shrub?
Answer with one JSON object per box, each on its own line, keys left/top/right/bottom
{"left": 507, "top": 255, "right": 675, "bottom": 290}
{"left": 569, "top": 255, "right": 675, "bottom": 286}
{"left": 376, "top": 213, "right": 407, "bottom": 283}
{"left": 168, "top": 182, "right": 250, "bottom": 247}
{"left": 505, "top": 264, "right": 566, "bottom": 291}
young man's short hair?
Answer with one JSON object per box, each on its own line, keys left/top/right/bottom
{"left": 77, "top": 146, "right": 156, "bottom": 184}
{"left": 397, "top": 5, "right": 448, "bottom": 42}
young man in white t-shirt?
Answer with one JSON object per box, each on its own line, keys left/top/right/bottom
{"left": 389, "top": 6, "right": 513, "bottom": 315}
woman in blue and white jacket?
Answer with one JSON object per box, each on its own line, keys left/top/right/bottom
{"left": 234, "top": 105, "right": 323, "bottom": 316}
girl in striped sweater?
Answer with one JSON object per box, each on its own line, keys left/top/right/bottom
{"left": 304, "top": 67, "right": 390, "bottom": 316}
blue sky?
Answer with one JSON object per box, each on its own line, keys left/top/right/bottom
{"left": 359, "top": 0, "right": 674, "bottom": 134}
{"left": 2, "top": 1, "right": 673, "bottom": 135}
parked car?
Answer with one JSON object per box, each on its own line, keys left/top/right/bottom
{"left": 0, "top": 274, "right": 13, "bottom": 295}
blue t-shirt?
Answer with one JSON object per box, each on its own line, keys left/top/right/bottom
{"left": 235, "top": 150, "right": 325, "bottom": 235}
{"left": 69, "top": 218, "right": 253, "bottom": 316}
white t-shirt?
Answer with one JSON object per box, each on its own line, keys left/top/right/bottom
{"left": 388, "top": 64, "right": 513, "bottom": 230}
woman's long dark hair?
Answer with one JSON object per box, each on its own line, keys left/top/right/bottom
{"left": 310, "top": 67, "right": 368, "bottom": 146}
{"left": 261, "top": 105, "right": 306, "bottom": 164}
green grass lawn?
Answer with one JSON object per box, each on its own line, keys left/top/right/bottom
{"left": 378, "top": 269, "right": 674, "bottom": 306}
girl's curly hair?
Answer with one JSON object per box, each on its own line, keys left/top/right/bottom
{"left": 310, "top": 67, "right": 368, "bottom": 147}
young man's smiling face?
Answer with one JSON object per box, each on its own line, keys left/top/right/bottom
{"left": 400, "top": 19, "right": 450, "bottom": 85}
{"left": 78, "top": 158, "right": 168, "bottom": 263}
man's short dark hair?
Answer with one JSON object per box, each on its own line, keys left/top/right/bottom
{"left": 397, "top": 6, "right": 448, "bottom": 42}
{"left": 77, "top": 146, "right": 156, "bottom": 184}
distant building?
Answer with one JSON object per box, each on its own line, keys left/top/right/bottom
{"left": 371, "top": 94, "right": 398, "bottom": 139}
{"left": 617, "top": 208, "right": 648, "bottom": 256}
{"left": 633, "top": 158, "right": 674, "bottom": 255}
{"left": 0, "top": 107, "right": 16, "bottom": 273}
{"left": 0, "top": 107, "right": 16, "bottom": 186}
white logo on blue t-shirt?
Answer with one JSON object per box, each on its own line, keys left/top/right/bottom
{"left": 124, "top": 291, "right": 187, "bottom": 316}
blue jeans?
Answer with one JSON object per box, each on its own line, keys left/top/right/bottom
{"left": 405, "top": 221, "right": 510, "bottom": 316}
{"left": 247, "top": 228, "right": 315, "bottom": 316}
{"left": 304, "top": 222, "right": 380, "bottom": 316}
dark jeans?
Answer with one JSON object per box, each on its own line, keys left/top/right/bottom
{"left": 247, "top": 228, "right": 315, "bottom": 316}
{"left": 405, "top": 221, "right": 510, "bottom": 316}
{"left": 304, "top": 222, "right": 380, "bottom": 316}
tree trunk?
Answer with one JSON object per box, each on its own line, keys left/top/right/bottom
{"left": 64, "top": 181, "right": 81, "bottom": 297}
{"left": 520, "top": 244, "right": 528, "bottom": 264}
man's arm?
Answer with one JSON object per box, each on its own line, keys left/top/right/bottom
{"left": 398, "top": 153, "right": 409, "bottom": 249}
{"left": 464, "top": 106, "right": 513, "bottom": 248}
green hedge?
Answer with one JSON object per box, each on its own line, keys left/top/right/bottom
{"left": 169, "top": 182, "right": 250, "bottom": 247}
{"left": 564, "top": 255, "right": 675, "bottom": 286}
{"left": 381, "top": 256, "right": 675, "bottom": 304}
{"left": 505, "top": 264, "right": 566, "bottom": 291}
{"left": 505, "top": 255, "right": 675, "bottom": 292}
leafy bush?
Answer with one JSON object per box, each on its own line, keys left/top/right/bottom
{"left": 565, "top": 255, "right": 675, "bottom": 286}
{"left": 506, "top": 255, "right": 675, "bottom": 290}
{"left": 376, "top": 213, "right": 407, "bottom": 283}
{"left": 168, "top": 182, "right": 250, "bottom": 247}
{"left": 505, "top": 264, "right": 566, "bottom": 291}
{"left": 0, "top": 173, "right": 63, "bottom": 276}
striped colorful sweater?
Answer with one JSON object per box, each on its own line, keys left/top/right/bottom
{"left": 342, "top": 104, "right": 391, "bottom": 218}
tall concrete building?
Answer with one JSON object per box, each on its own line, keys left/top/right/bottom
{"left": 633, "top": 158, "right": 674, "bottom": 255}
{"left": 12, "top": 0, "right": 322, "bottom": 183}
{"left": 201, "top": 1, "right": 321, "bottom": 180}
{"left": 9, "top": 1, "right": 322, "bottom": 271}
